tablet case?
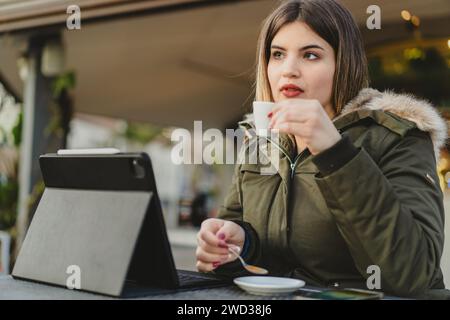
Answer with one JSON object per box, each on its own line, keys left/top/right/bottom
{"left": 12, "top": 153, "right": 180, "bottom": 297}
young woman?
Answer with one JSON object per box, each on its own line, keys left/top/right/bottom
{"left": 195, "top": 0, "right": 448, "bottom": 298}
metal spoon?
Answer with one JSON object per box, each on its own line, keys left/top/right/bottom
{"left": 228, "top": 246, "right": 268, "bottom": 275}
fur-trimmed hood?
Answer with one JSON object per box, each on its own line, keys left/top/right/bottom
{"left": 337, "top": 88, "right": 448, "bottom": 160}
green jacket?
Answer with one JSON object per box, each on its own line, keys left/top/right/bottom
{"left": 216, "top": 88, "right": 449, "bottom": 299}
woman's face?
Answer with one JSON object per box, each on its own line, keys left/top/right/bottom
{"left": 268, "top": 21, "right": 336, "bottom": 117}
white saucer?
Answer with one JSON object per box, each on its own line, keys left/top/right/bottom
{"left": 233, "top": 276, "right": 305, "bottom": 296}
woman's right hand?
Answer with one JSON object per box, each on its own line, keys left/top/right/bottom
{"left": 196, "top": 218, "right": 245, "bottom": 272}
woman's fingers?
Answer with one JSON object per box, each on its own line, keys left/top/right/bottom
{"left": 198, "top": 218, "right": 229, "bottom": 246}
{"left": 196, "top": 249, "right": 236, "bottom": 272}
{"left": 270, "top": 99, "right": 322, "bottom": 125}
{"left": 269, "top": 103, "right": 282, "bottom": 117}
{"left": 269, "top": 103, "right": 309, "bottom": 129}
{"left": 216, "top": 221, "right": 243, "bottom": 242}
{"left": 199, "top": 229, "right": 228, "bottom": 248}
{"left": 200, "top": 218, "right": 224, "bottom": 234}
{"left": 195, "top": 218, "right": 242, "bottom": 272}
{"left": 196, "top": 260, "right": 215, "bottom": 273}
{"left": 216, "top": 222, "right": 245, "bottom": 250}
{"left": 196, "top": 237, "right": 229, "bottom": 255}
{"left": 275, "top": 121, "right": 308, "bottom": 137}
{"left": 196, "top": 247, "right": 229, "bottom": 264}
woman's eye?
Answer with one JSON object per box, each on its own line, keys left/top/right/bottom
{"left": 304, "top": 52, "right": 319, "bottom": 60}
{"left": 271, "top": 51, "right": 284, "bottom": 59}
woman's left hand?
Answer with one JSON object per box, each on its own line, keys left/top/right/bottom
{"left": 269, "top": 99, "right": 341, "bottom": 155}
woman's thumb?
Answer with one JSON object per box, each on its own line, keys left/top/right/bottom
{"left": 216, "top": 222, "right": 237, "bottom": 242}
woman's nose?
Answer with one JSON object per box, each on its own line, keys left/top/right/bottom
{"left": 281, "top": 59, "right": 300, "bottom": 78}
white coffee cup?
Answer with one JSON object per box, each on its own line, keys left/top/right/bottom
{"left": 253, "top": 101, "right": 275, "bottom": 136}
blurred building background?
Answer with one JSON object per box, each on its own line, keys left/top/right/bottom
{"left": 0, "top": 0, "right": 449, "bottom": 287}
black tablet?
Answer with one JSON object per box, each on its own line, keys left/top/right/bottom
{"left": 13, "top": 152, "right": 180, "bottom": 296}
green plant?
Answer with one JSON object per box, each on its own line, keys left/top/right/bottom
{"left": 369, "top": 48, "right": 450, "bottom": 107}
{"left": 0, "top": 177, "right": 18, "bottom": 230}
{"left": 0, "top": 109, "right": 21, "bottom": 231}
{"left": 124, "top": 122, "right": 163, "bottom": 144}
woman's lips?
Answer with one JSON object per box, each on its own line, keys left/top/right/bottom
{"left": 281, "top": 88, "right": 304, "bottom": 98}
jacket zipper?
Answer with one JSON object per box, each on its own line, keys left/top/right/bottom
{"left": 265, "top": 136, "right": 309, "bottom": 178}
{"left": 286, "top": 150, "right": 309, "bottom": 236}
{"left": 265, "top": 135, "right": 310, "bottom": 263}
{"left": 290, "top": 153, "right": 302, "bottom": 179}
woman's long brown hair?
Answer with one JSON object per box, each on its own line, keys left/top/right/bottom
{"left": 254, "top": 0, "right": 369, "bottom": 115}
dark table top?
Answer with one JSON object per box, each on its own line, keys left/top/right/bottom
{"left": 0, "top": 275, "right": 394, "bottom": 300}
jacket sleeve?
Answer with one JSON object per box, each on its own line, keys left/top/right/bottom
{"left": 313, "top": 128, "right": 445, "bottom": 297}
{"left": 214, "top": 162, "right": 262, "bottom": 275}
